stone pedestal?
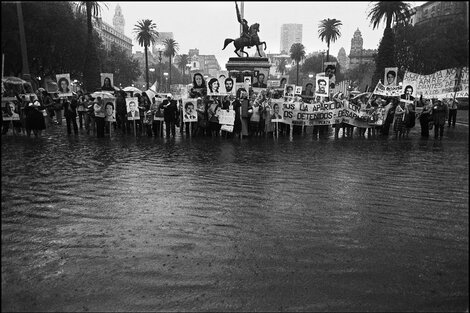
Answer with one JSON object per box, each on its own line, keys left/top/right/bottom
{"left": 225, "top": 57, "right": 271, "bottom": 83}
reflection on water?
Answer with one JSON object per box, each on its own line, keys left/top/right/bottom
{"left": 1, "top": 125, "right": 468, "bottom": 311}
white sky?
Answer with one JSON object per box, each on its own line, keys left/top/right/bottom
{"left": 100, "top": 1, "right": 425, "bottom": 66}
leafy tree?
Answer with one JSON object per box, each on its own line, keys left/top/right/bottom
{"left": 76, "top": 1, "right": 107, "bottom": 92}
{"left": 276, "top": 57, "right": 287, "bottom": 75}
{"left": 289, "top": 43, "right": 306, "bottom": 85}
{"left": 176, "top": 54, "right": 190, "bottom": 84}
{"left": 164, "top": 38, "right": 179, "bottom": 87}
{"left": 367, "top": 1, "right": 411, "bottom": 86}
{"left": 134, "top": 19, "right": 159, "bottom": 90}
{"left": 318, "top": 18, "right": 342, "bottom": 62}
{"left": 101, "top": 43, "right": 141, "bottom": 87}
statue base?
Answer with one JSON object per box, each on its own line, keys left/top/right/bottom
{"left": 226, "top": 57, "right": 271, "bottom": 83}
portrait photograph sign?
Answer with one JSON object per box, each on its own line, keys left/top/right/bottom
{"left": 295, "top": 86, "right": 303, "bottom": 95}
{"left": 243, "top": 76, "right": 252, "bottom": 90}
{"left": 103, "top": 98, "right": 116, "bottom": 122}
{"left": 126, "top": 97, "right": 140, "bottom": 120}
{"left": 1, "top": 100, "right": 20, "bottom": 121}
{"left": 315, "top": 75, "right": 329, "bottom": 97}
{"left": 100, "top": 73, "right": 114, "bottom": 91}
{"left": 182, "top": 99, "right": 198, "bottom": 123}
{"left": 284, "top": 84, "right": 295, "bottom": 97}
{"left": 279, "top": 75, "right": 289, "bottom": 90}
{"left": 221, "top": 76, "right": 236, "bottom": 95}
{"left": 302, "top": 80, "right": 315, "bottom": 99}
{"left": 206, "top": 77, "right": 222, "bottom": 96}
{"left": 56, "top": 73, "right": 72, "bottom": 97}
{"left": 323, "top": 62, "right": 337, "bottom": 89}
{"left": 384, "top": 67, "right": 398, "bottom": 86}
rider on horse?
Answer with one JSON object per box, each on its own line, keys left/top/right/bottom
{"left": 236, "top": 2, "right": 252, "bottom": 45}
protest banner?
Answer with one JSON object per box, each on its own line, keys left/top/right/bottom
{"left": 373, "top": 81, "right": 403, "bottom": 97}
{"left": 272, "top": 98, "right": 372, "bottom": 128}
{"left": 384, "top": 67, "right": 398, "bottom": 86}
{"left": 403, "top": 67, "right": 469, "bottom": 99}
{"left": 182, "top": 99, "right": 198, "bottom": 123}
{"left": 56, "top": 74, "right": 72, "bottom": 97}
{"left": 268, "top": 80, "right": 280, "bottom": 88}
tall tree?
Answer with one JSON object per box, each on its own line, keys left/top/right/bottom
{"left": 367, "top": 1, "right": 411, "bottom": 86}
{"left": 134, "top": 19, "right": 158, "bottom": 90}
{"left": 289, "top": 43, "right": 306, "bottom": 85}
{"left": 318, "top": 18, "right": 342, "bottom": 62}
{"left": 76, "top": 1, "right": 107, "bottom": 92}
{"left": 277, "top": 57, "right": 287, "bottom": 76}
{"left": 164, "top": 38, "right": 179, "bottom": 88}
{"left": 176, "top": 54, "right": 189, "bottom": 83}
{"left": 101, "top": 43, "right": 142, "bottom": 87}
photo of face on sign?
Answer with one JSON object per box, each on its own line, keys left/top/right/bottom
{"left": 315, "top": 76, "right": 329, "bottom": 97}
{"left": 101, "top": 73, "right": 114, "bottom": 91}
{"left": 207, "top": 77, "right": 221, "bottom": 96}
{"left": 183, "top": 99, "right": 198, "bottom": 122}
{"left": 324, "top": 62, "right": 336, "bottom": 89}
{"left": 284, "top": 84, "right": 295, "bottom": 97}
{"left": 244, "top": 76, "right": 252, "bottom": 90}
{"left": 56, "top": 74, "right": 72, "bottom": 97}
{"left": 384, "top": 67, "right": 398, "bottom": 86}
{"left": 104, "top": 98, "right": 116, "bottom": 122}
{"left": 401, "top": 83, "right": 416, "bottom": 101}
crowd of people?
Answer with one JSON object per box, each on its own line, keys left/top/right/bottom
{"left": 1, "top": 82, "right": 460, "bottom": 141}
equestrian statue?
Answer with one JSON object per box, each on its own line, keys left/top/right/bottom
{"left": 222, "top": 2, "right": 267, "bottom": 57}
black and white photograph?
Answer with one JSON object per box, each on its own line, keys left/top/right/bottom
{"left": 1, "top": 1, "right": 468, "bottom": 312}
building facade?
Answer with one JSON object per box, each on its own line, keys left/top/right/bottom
{"left": 280, "top": 24, "right": 303, "bottom": 54}
{"left": 91, "top": 5, "right": 132, "bottom": 56}
{"left": 411, "top": 1, "right": 467, "bottom": 26}
{"left": 187, "top": 49, "right": 221, "bottom": 78}
{"left": 348, "top": 28, "right": 376, "bottom": 69}
{"left": 337, "top": 47, "right": 350, "bottom": 71}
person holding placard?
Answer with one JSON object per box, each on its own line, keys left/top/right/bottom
{"left": 63, "top": 95, "right": 78, "bottom": 135}
{"left": 163, "top": 94, "right": 178, "bottom": 137}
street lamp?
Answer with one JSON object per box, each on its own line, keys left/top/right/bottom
{"left": 186, "top": 64, "right": 192, "bottom": 84}
{"left": 308, "top": 73, "right": 313, "bottom": 79}
{"left": 163, "top": 72, "right": 168, "bottom": 92}
{"left": 149, "top": 68, "right": 155, "bottom": 89}
{"left": 155, "top": 44, "right": 165, "bottom": 92}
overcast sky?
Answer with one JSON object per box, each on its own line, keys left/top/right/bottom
{"left": 100, "top": 1, "right": 425, "bottom": 66}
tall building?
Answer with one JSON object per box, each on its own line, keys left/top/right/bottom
{"left": 112, "top": 4, "right": 125, "bottom": 34}
{"left": 337, "top": 47, "right": 349, "bottom": 71}
{"left": 187, "top": 49, "right": 221, "bottom": 78}
{"left": 348, "top": 28, "right": 376, "bottom": 69}
{"left": 410, "top": 1, "right": 467, "bottom": 26}
{"left": 280, "top": 24, "right": 303, "bottom": 54}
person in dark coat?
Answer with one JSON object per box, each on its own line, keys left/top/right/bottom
{"left": 162, "top": 94, "right": 178, "bottom": 137}
{"left": 63, "top": 96, "right": 78, "bottom": 135}
{"left": 431, "top": 99, "right": 448, "bottom": 139}
{"left": 418, "top": 95, "right": 432, "bottom": 138}
{"left": 24, "top": 100, "right": 46, "bottom": 137}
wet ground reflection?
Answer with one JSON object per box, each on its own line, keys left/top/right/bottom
{"left": 1, "top": 125, "right": 468, "bottom": 311}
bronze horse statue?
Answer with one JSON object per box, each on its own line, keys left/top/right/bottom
{"left": 223, "top": 23, "right": 267, "bottom": 57}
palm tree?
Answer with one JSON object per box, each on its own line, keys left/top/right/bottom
{"left": 289, "top": 43, "right": 306, "bottom": 85}
{"left": 318, "top": 18, "right": 342, "bottom": 62}
{"left": 368, "top": 1, "right": 411, "bottom": 86}
{"left": 368, "top": 1, "right": 412, "bottom": 30}
{"left": 176, "top": 54, "right": 190, "bottom": 83}
{"left": 164, "top": 38, "right": 179, "bottom": 88}
{"left": 277, "top": 57, "right": 287, "bottom": 76}
{"left": 76, "top": 1, "right": 107, "bottom": 91}
{"left": 134, "top": 19, "right": 159, "bottom": 90}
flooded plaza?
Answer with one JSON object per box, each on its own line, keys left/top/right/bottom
{"left": 1, "top": 124, "right": 468, "bottom": 312}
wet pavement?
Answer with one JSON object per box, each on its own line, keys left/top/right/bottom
{"left": 1, "top": 123, "right": 468, "bottom": 312}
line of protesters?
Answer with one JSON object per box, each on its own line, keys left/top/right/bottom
{"left": 2, "top": 86, "right": 459, "bottom": 140}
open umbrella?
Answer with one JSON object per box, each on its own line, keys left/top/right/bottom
{"left": 123, "top": 86, "right": 142, "bottom": 93}
{"left": 90, "top": 91, "right": 115, "bottom": 99}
